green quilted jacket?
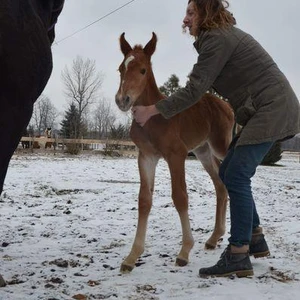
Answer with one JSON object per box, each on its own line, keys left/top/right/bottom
{"left": 156, "top": 26, "right": 300, "bottom": 146}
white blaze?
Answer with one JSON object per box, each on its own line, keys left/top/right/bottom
{"left": 124, "top": 55, "right": 135, "bottom": 70}
{"left": 121, "top": 55, "right": 135, "bottom": 93}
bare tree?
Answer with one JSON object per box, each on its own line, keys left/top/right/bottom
{"left": 30, "top": 95, "right": 58, "bottom": 135}
{"left": 61, "top": 56, "right": 103, "bottom": 121}
{"left": 92, "top": 98, "right": 117, "bottom": 138}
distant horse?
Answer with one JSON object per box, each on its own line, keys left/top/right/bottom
{"left": 44, "top": 127, "right": 53, "bottom": 149}
{"left": 21, "top": 140, "right": 30, "bottom": 149}
{"left": 21, "top": 128, "right": 30, "bottom": 149}
{"left": 45, "top": 127, "right": 52, "bottom": 138}
{"left": 115, "top": 33, "right": 235, "bottom": 273}
{"left": 0, "top": 0, "right": 64, "bottom": 194}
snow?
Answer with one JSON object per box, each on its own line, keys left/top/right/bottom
{"left": 0, "top": 151, "right": 300, "bottom": 299}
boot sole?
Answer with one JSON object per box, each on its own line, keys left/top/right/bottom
{"left": 250, "top": 251, "right": 270, "bottom": 258}
{"left": 200, "top": 269, "right": 254, "bottom": 278}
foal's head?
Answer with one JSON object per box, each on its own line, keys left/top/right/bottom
{"left": 115, "top": 32, "right": 157, "bottom": 112}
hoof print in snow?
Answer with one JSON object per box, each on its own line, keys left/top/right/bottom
{"left": 87, "top": 279, "right": 100, "bottom": 286}
{"left": 103, "top": 264, "right": 115, "bottom": 270}
{"left": 49, "top": 277, "right": 64, "bottom": 284}
{"left": 7, "top": 277, "right": 26, "bottom": 285}
{"left": 49, "top": 259, "right": 69, "bottom": 268}
{"left": 1, "top": 242, "right": 9, "bottom": 247}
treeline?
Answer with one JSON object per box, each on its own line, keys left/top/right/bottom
{"left": 26, "top": 61, "right": 184, "bottom": 143}
{"left": 26, "top": 56, "right": 132, "bottom": 142}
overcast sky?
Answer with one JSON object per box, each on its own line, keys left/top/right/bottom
{"left": 44, "top": 0, "right": 300, "bottom": 118}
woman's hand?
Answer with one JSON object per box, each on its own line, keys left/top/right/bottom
{"left": 132, "top": 105, "right": 159, "bottom": 127}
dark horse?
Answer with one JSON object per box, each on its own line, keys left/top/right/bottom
{"left": 0, "top": 0, "right": 64, "bottom": 196}
{"left": 0, "top": 1, "right": 64, "bottom": 285}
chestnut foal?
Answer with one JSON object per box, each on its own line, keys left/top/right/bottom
{"left": 115, "top": 32, "right": 234, "bottom": 273}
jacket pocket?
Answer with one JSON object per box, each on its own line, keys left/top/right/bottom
{"left": 236, "top": 96, "right": 256, "bottom": 126}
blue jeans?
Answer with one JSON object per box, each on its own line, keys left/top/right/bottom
{"left": 219, "top": 137, "right": 274, "bottom": 247}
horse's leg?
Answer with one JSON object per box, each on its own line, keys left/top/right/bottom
{"left": 193, "top": 144, "right": 228, "bottom": 249}
{"left": 166, "top": 152, "right": 194, "bottom": 266}
{"left": 0, "top": 106, "right": 33, "bottom": 195}
{"left": 120, "top": 152, "right": 159, "bottom": 273}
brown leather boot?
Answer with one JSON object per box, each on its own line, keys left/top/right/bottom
{"left": 199, "top": 245, "right": 253, "bottom": 278}
{"left": 250, "top": 227, "right": 270, "bottom": 258}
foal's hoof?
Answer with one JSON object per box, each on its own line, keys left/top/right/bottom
{"left": 205, "top": 242, "right": 217, "bottom": 250}
{"left": 120, "top": 263, "right": 134, "bottom": 273}
{"left": 175, "top": 257, "right": 188, "bottom": 267}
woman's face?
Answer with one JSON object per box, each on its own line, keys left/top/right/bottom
{"left": 183, "top": 1, "right": 199, "bottom": 36}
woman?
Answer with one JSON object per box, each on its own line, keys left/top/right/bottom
{"left": 132, "top": 0, "right": 300, "bottom": 278}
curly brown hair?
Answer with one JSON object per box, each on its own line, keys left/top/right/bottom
{"left": 188, "top": 0, "right": 236, "bottom": 34}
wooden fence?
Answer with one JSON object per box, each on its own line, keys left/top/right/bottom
{"left": 19, "top": 136, "right": 137, "bottom": 154}
{"left": 281, "top": 151, "right": 300, "bottom": 163}
{"left": 18, "top": 137, "right": 300, "bottom": 161}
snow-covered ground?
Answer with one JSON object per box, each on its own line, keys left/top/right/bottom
{"left": 0, "top": 151, "right": 299, "bottom": 299}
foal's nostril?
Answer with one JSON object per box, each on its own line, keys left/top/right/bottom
{"left": 125, "top": 96, "right": 130, "bottom": 104}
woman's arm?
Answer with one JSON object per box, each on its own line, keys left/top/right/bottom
{"left": 133, "top": 29, "right": 235, "bottom": 126}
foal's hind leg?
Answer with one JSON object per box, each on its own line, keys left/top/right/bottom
{"left": 166, "top": 152, "right": 194, "bottom": 267}
{"left": 120, "top": 152, "right": 159, "bottom": 273}
{"left": 193, "top": 144, "right": 228, "bottom": 249}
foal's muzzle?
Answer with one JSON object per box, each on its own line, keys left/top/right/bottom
{"left": 115, "top": 95, "right": 132, "bottom": 112}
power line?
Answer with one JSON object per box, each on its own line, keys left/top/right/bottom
{"left": 54, "top": 0, "right": 139, "bottom": 45}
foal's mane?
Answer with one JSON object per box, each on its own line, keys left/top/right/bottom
{"left": 131, "top": 45, "right": 151, "bottom": 61}
{"left": 132, "top": 45, "right": 143, "bottom": 51}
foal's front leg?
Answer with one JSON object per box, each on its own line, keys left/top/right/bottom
{"left": 120, "top": 152, "right": 159, "bottom": 273}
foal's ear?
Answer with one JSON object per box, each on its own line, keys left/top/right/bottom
{"left": 120, "top": 32, "right": 132, "bottom": 56}
{"left": 143, "top": 32, "right": 157, "bottom": 57}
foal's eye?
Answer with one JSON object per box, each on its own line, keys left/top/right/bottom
{"left": 140, "top": 68, "right": 146, "bottom": 75}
